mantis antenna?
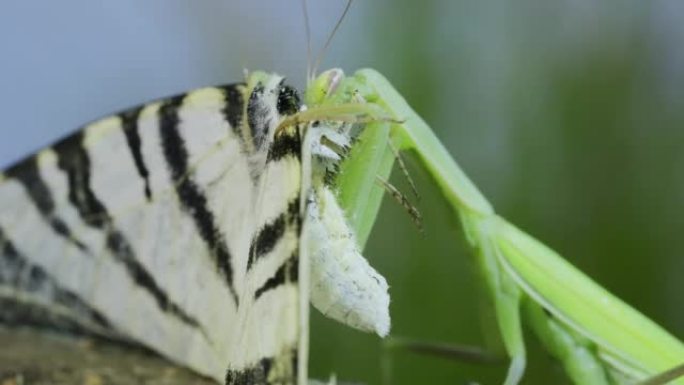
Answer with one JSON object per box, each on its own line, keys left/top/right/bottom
{"left": 301, "top": 0, "right": 313, "bottom": 82}
{"left": 302, "top": 0, "right": 355, "bottom": 83}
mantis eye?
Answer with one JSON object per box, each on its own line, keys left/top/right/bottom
{"left": 321, "top": 68, "right": 344, "bottom": 96}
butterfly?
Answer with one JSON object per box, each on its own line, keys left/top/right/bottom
{"left": 0, "top": 69, "right": 390, "bottom": 384}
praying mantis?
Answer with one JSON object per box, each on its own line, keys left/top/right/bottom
{"left": 306, "top": 67, "right": 684, "bottom": 385}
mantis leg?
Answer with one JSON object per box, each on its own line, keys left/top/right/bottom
{"left": 525, "top": 298, "right": 612, "bottom": 385}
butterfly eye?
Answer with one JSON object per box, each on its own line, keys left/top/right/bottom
{"left": 276, "top": 83, "right": 301, "bottom": 116}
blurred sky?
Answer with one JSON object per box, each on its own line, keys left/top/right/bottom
{"left": 1, "top": 1, "right": 683, "bottom": 384}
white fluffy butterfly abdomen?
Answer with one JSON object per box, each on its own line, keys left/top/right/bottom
{"left": 304, "top": 114, "right": 391, "bottom": 337}
{"left": 307, "top": 185, "right": 390, "bottom": 337}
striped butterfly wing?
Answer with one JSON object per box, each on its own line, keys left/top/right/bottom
{"left": 0, "top": 73, "right": 306, "bottom": 384}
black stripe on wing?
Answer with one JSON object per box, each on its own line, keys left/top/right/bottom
{"left": 0, "top": 226, "right": 113, "bottom": 334}
{"left": 266, "top": 131, "right": 302, "bottom": 162}
{"left": 221, "top": 84, "right": 245, "bottom": 137}
{"left": 52, "top": 132, "right": 204, "bottom": 331}
{"left": 158, "top": 95, "right": 240, "bottom": 305}
{"left": 254, "top": 250, "right": 298, "bottom": 300}
{"left": 225, "top": 349, "right": 297, "bottom": 385}
{"left": 247, "top": 198, "right": 299, "bottom": 270}
{"left": 5, "top": 156, "right": 88, "bottom": 252}
{"left": 120, "top": 107, "right": 152, "bottom": 201}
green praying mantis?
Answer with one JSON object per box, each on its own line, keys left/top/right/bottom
{"left": 302, "top": 67, "right": 684, "bottom": 385}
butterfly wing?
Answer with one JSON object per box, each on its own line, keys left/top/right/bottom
{"left": 0, "top": 74, "right": 306, "bottom": 384}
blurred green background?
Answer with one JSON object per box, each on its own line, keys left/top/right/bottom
{"left": 1, "top": 1, "right": 682, "bottom": 384}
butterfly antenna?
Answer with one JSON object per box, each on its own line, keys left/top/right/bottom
{"left": 302, "top": 0, "right": 313, "bottom": 83}
{"left": 311, "top": 0, "right": 354, "bottom": 79}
